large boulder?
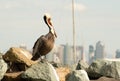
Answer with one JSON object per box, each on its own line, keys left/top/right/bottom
{"left": 21, "top": 60, "right": 59, "bottom": 81}
{"left": 3, "top": 47, "right": 36, "bottom": 72}
{"left": 76, "top": 60, "right": 89, "bottom": 71}
{"left": 3, "top": 47, "right": 33, "bottom": 65}
{"left": 87, "top": 59, "right": 120, "bottom": 80}
{"left": 66, "top": 70, "right": 90, "bottom": 81}
{"left": 0, "top": 53, "right": 8, "bottom": 80}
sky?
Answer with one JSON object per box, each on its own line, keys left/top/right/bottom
{"left": 0, "top": 0, "right": 120, "bottom": 55}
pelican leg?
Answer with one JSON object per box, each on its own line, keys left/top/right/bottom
{"left": 40, "top": 56, "right": 47, "bottom": 63}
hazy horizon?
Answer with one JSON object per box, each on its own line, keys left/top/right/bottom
{"left": 0, "top": 0, "right": 120, "bottom": 56}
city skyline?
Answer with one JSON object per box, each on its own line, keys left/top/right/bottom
{"left": 0, "top": 0, "right": 120, "bottom": 55}
{"left": 46, "top": 42, "right": 119, "bottom": 65}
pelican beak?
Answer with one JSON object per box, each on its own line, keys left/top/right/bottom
{"left": 54, "top": 31, "right": 57, "bottom": 38}
{"left": 49, "top": 19, "right": 57, "bottom": 38}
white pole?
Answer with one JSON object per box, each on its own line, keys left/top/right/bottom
{"left": 72, "top": 0, "right": 76, "bottom": 63}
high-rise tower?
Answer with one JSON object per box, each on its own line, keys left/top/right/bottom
{"left": 89, "top": 45, "right": 94, "bottom": 64}
{"left": 95, "top": 41, "right": 105, "bottom": 59}
{"left": 116, "top": 49, "right": 120, "bottom": 58}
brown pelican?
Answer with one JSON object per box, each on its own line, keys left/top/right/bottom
{"left": 31, "top": 13, "right": 57, "bottom": 61}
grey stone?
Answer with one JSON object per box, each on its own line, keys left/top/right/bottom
{"left": 21, "top": 61, "right": 59, "bottom": 81}
{"left": 76, "top": 60, "right": 89, "bottom": 71}
{"left": 0, "top": 53, "right": 8, "bottom": 80}
{"left": 87, "top": 59, "right": 120, "bottom": 80}
{"left": 66, "top": 70, "right": 90, "bottom": 81}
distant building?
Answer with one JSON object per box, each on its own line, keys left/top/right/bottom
{"left": 47, "top": 44, "right": 85, "bottom": 65}
{"left": 116, "top": 49, "right": 120, "bottom": 58}
{"left": 55, "top": 45, "right": 64, "bottom": 63}
{"left": 95, "top": 41, "right": 105, "bottom": 60}
{"left": 63, "top": 43, "right": 74, "bottom": 65}
{"left": 89, "top": 45, "right": 95, "bottom": 64}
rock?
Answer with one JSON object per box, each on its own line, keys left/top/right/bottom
{"left": 70, "top": 64, "right": 77, "bottom": 70}
{"left": 76, "top": 60, "right": 89, "bottom": 71}
{"left": 87, "top": 59, "right": 103, "bottom": 79}
{"left": 3, "top": 47, "right": 36, "bottom": 72}
{"left": 1, "top": 72, "right": 23, "bottom": 81}
{"left": 90, "top": 77, "right": 119, "bottom": 81}
{"left": 51, "top": 61, "right": 63, "bottom": 68}
{"left": 87, "top": 59, "right": 120, "bottom": 80}
{"left": 56, "top": 67, "right": 70, "bottom": 81}
{"left": 6, "top": 63, "right": 28, "bottom": 72}
{"left": 21, "top": 61, "right": 59, "bottom": 81}
{"left": 66, "top": 70, "right": 90, "bottom": 81}
{"left": 3, "top": 47, "right": 33, "bottom": 64}
{"left": 0, "top": 53, "right": 8, "bottom": 80}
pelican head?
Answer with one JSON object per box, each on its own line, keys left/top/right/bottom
{"left": 43, "top": 13, "right": 57, "bottom": 38}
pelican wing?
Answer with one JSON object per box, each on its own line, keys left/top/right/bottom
{"left": 32, "top": 35, "right": 44, "bottom": 56}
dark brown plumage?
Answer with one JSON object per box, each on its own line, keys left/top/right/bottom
{"left": 31, "top": 13, "right": 57, "bottom": 61}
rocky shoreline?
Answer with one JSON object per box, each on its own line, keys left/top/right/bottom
{"left": 0, "top": 47, "right": 120, "bottom": 81}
